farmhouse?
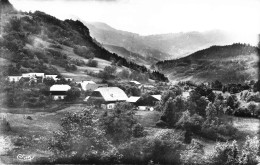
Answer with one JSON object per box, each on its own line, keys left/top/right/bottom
{"left": 85, "top": 87, "right": 128, "bottom": 109}
{"left": 127, "top": 94, "right": 161, "bottom": 111}
{"left": 50, "top": 84, "right": 71, "bottom": 100}
{"left": 7, "top": 76, "right": 22, "bottom": 82}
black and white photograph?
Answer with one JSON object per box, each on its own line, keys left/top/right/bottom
{"left": 0, "top": 0, "right": 260, "bottom": 164}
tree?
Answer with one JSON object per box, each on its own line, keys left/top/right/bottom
{"left": 87, "top": 59, "right": 98, "bottom": 67}
{"left": 205, "top": 102, "right": 217, "bottom": 121}
{"left": 117, "top": 69, "right": 130, "bottom": 79}
{"left": 98, "top": 66, "right": 117, "bottom": 80}
{"left": 99, "top": 102, "right": 136, "bottom": 143}
{"left": 49, "top": 110, "right": 120, "bottom": 163}
{"left": 161, "top": 96, "right": 187, "bottom": 127}
{"left": 65, "top": 87, "right": 81, "bottom": 102}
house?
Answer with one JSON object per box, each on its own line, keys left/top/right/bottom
{"left": 7, "top": 76, "right": 22, "bottom": 82}
{"left": 22, "top": 73, "right": 45, "bottom": 83}
{"left": 126, "top": 94, "right": 161, "bottom": 111}
{"left": 50, "top": 84, "right": 71, "bottom": 100}
{"left": 85, "top": 87, "right": 128, "bottom": 109}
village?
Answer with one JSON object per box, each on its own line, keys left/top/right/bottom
{"left": 6, "top": 72, "right": 169, "bottom": 111}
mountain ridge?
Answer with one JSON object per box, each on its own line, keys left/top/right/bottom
{"left": 156, "top": 43, "right": 259, "bottom": 83}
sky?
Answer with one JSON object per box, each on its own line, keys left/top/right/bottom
{"left": 10, "top": 0, "right": 260, "bottom": 45}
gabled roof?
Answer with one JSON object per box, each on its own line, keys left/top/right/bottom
{"left": 126, "top": 96, "right": 141, "bottom": 103}
{"left": 151, "top": 95, "right": 162, "bottom": 101}
{"left": 50, "top": 84, "right": 71, "bottom": 91}
{"left": 94, "top": 87, "right": 128, "bottom": 102}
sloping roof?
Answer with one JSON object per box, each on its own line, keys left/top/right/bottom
{"left": 50, "top": 84, "right": 71, "bottom": 91}
{"left": 130, "top": 80, "right": 141, "bottom": 85}
{"left": 22, "top": 73, "right": 45, "bottom": 77}
{"left": 151, "top": 95, "right": 162, "bottom": 101}
{"left": 126, "top": 96, "right": 140, "bottom": 103}
{"left": 80, "top": 81, "right": 96, "bottom": 91}
{"left": 94, "top": 87, "right": 128, "bottom": 102}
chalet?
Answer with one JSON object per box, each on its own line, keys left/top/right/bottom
{"left": 7, "top": 76, "right": 22, "bottom": 82}
{"left": 50, "top": 84, "right": 71, "bottom": 100}
{"left": 127, "top": 94, "right": 161, "bottom": 111}
{"left": 85, "top": 87, "right": 128, "bottom": 109}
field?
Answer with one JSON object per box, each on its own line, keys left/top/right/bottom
{"left": 1, "top": 103, "right": 260, "bottom": 164}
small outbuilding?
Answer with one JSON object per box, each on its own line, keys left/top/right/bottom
{"left": 50, "top": 84, "right": 71, "bottom": 100}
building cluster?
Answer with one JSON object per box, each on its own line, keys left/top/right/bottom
{"left": 7, "top": 73, "right": 161, "bottom": 111}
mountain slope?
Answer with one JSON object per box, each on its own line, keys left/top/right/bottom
{"left": 86, "top": 22, "right": 235, "bottom": 60}
{"left": 103, "top": 44, "right": 158, "bottom": 67}
{"left": 0, "top": 2, "right": 168, "bottom": 82}
{"left": 85, "top": 22, "right": 172, "bottom": 61}
{"left": 156, "top": 43, "right": 259, "bottom": 83}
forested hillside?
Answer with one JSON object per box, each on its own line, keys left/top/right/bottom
{"left": 0, "top": 8, "right": 168, "bottom": 81}
{"left": 156, "top": 43, "right": 259, "bottom": 83}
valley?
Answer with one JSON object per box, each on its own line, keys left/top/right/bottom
{"left": 0, "top": 0, "right": 260, "bottom": 164}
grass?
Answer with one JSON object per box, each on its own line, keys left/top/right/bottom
{"left": 0, "top": 104, "right": 89, "bottom": 164}
{"left": 134, "top": 111, "right": 161, "bottom": 127}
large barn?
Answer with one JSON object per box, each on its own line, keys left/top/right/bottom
{"left": 85, "top": 87, "right": 128, "bottom": 109}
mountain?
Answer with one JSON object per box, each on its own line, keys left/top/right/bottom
{"left": 85, "top": 22, "right": 235, "bottom": 60}
{"left": 85, "top": 22, "right": 173, "bottom": 62}
{"left": 143, "top": 30, "right": 234, "bottom": 59}
{"left": 103, "top": 44, "right": 158, "bottom": 67}
{"left": 0, "top": 0, "right": 168, "bottom": 82}
{"left": 156, "top": 43, "right": 259, "bottom": 83}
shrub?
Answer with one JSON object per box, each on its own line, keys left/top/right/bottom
{"left": 210, "top": 136, "right": 260, "bottom": 165}
{"left": 155, "top": 120, "right": 168, "bottom": 128}
{"left": 0, "top": 118, "right": 11, "bottom": 132}
{"left": 99, "top": 102, "right": 136, "bottom": 143}
{"left": 132, "top": 123, "right": 145, "bottom": 138}
{"left": 49, "top": 110, "right": 120, "bottom": 164}
{"left": 65, "top": 87, "right": 81, "bottom": 102}
{"left": 87, "top": 59, "right": 98, "bottom": 67}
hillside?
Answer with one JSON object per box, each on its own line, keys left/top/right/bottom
{"left": 0, "top": 4, "right": 168, "bottom": 82}
{"left": 103, "top": 44, "right": 158, "bottom": 67}
{"left": 86, "top": 22, "right": 235, "bottom": 60}
{"left": 85, "top": 22, "right": 173, "bottom": 61}
{"left": 156, "top": 43, "right": 259, "bottom": 83}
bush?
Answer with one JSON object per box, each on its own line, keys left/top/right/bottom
{"left": 87, "top": 59, "right": 98, "bottom": 67}
{"left": 118, "top": 137, "right": 183, "bottom": 164}
{"left": 0, "top": 118, "right": 11, "bottom": 132}
{"left": 65, "top": 87, "right": 81, "bottom": 102}
{"left": 99, "top": 102, "right": 136, "bottom": 143}
{"left": 156, "top": 120, "right": 168, "bottom": 128}
{"left": 49, "top": 110, "right": 120, "bottom": 164}
{"left": 210, "top": 136, "right": 260, "bottom": 165}
{"left": 132, "top": 123, "right": 145, "bottom": 138}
